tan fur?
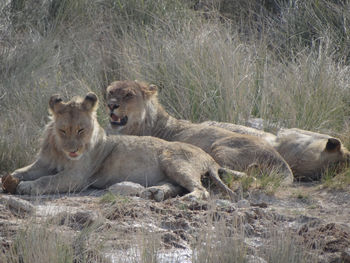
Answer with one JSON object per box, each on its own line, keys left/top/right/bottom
{"left": 9, "top": 92, "right": 236, "bottom": 201}
{"left": 205, "top": 121, "right": 350, "bottom": 181}
{"left": 201, "top": 121, "right": 277, "bottom": 146}
{"left": 274, "top": 128, "right": 350, "bottom": 181}
{"left": 106, "top": 80, "right": 294, "bottom": 185}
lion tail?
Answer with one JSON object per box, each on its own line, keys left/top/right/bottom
{"left": 208, "top": 167, "right": 238, "bottom": 202}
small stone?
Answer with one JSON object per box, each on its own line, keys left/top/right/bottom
{"left": 108, "top": 181, "right": 145, "bottom": 196}
{"left": 237, "top": 199, "right": 250, "bottom": 208}
{"left": 215, "top": 199, "right": 232, "bottom": 207}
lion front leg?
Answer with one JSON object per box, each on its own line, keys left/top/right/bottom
{"left": 2, "top": 159, "right": 52, "bottom": 194}
{"left": 16, "top": 170, "right": 87, "bottom": 195}
{"left": 11, "top": 159, "right": 50, "bottom": 181}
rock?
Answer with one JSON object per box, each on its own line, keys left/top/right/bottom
{"left": 0, "top": 196, "right": 35, "bottom": 217}
{"left": 108, "top": 181, "right": 145, "bottom": 196}
{"left": 215, "top": 199, "right": 232, "bottom": 207}
{"left": 215, "top": 199, "right": 236, "bottom": 212}
{"left": 237, "top": 199, "right": 250, "bottom": 208}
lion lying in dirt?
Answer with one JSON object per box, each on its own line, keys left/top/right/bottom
{"left": 2, "top": 92, "right": 236, "bottom": 201}
{"left": 105, "top": 80, "right": 293, "bottom": 185}
{"left": 274, "top": 128, "right": 350, "bottom": 181}
{"left": 200, "top": 121, "right": 350, "bottom": 181}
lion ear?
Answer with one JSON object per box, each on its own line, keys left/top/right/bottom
{"left": 325, "top": 138, "right": 341, "bottom": 152}
{"left": 149, "top": 84, "right": 158, "bottom": 92}
{"left": 82, "top": 92, "right": 98, "bottom": 112}
{"left": 49, "top": 94, "right": 64, "bottom": 114}
{"left": 141, "top": 83, "right": 158, "bottom": 99}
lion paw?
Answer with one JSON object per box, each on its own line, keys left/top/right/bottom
{"left": 16, "top": 181, "right": 36, "bottom": 195}
{"left": 2, "top": 174, "right": 20, "bottom": 194}
{"left": 141, "top": 187, "right": 166, "bottom": 202}
{"left": 181, "top": 190, "right": 209, "bottom": 201}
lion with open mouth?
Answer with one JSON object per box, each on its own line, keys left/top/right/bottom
{"left": 106, "top": 80, "right": 294, "bottom": 186}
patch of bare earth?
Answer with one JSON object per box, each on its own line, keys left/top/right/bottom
{"left": 0, "top": 183, "right": 349, "bottom": 263}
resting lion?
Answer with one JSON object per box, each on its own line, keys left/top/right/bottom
{"left": 105, "top": 80, "right": 294, "bottom": 185}
{"left": 274, "top": 128, "right": 350, "bottom": 181}
{"left": 200, "top": 121, "right": 350, "bottom": 181}
{"left": 2, "top": 92, "right": 237, "bottom": 201}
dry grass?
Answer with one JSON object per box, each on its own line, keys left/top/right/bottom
{"left": 0, "top": 1, "right": 350, "bottom": 260}
{"left": 2, "top": 0, "right": 350, "bottom": 175}
{"left": 192, "top": 217, "right": 248, "bottom": 263}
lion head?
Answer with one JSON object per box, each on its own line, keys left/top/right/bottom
{"left": 106, "top": 80, "right": 157, "bottom": 131}
{"left": 49, "top": 92, "right": 98, "bottom": 160}
{"left": 276, "top": 129, "right": 350, "bottom": 180}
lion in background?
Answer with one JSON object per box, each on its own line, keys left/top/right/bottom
{"left": 105, "top": 80, "right": 294, "bottom": 186}
{"left": 201, "top": 121, "right": 350, "bottom": 181}
{"left": 274, "top": 128, "right": 350, "bottom": 181}
{"left": 2, "top": 92, "right": 237, "bottom": 201}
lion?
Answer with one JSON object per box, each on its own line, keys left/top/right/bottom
{"left": 274, "top": 128, "right": 350, "bottom": 181}
{"left": 2, "top": 92, "right": 237, "bottom": 201}
{"left": 200, "top": 122, "right": 350, "bottom": 181}
{"left": 105, "top": 80, "right": 294, "bottom": 185}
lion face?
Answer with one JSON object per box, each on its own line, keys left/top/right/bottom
{"left": 49, "top": 92, "right": 98, "bottom": 160}
{"left": 106, "top": 81, "right": 157, "bottom": 130}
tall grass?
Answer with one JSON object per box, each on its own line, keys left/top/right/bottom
{"left": 192, "top": 217, "right": 248, "bottom": 263}
{"left": 0, "top": 225, "right": 74, "bottom": 263}
{"left": 0, "top": 220, "right": 111, "bottom": 263}
{"left": 1, "top": 0, "right": 350, "bottom": 173}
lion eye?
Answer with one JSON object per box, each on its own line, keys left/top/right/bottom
{"left": 59, "top": 129, "right": 66, "bottom": 135}
{"left": 78, "top": 128, "right": 84, "bottom": 135}
{"left": 125, "top": 93, "right": 133, "bottom": 99}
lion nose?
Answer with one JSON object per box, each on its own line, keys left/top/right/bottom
{"left": 108, "top": 103, "right": 119, "bottom": 111}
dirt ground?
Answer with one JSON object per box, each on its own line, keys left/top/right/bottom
{"left": 0, "top": 182, "right": 349, "bottom": 263}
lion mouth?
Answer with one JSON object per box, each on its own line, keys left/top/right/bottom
{"left": 69, "top": 152, "right": 79, "bottom": 158}
{"left": 110, "top": 113, "right": 128, "bottom": 126}
{"left": 66, "top": 151, "right": 82, "bottom": 160}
